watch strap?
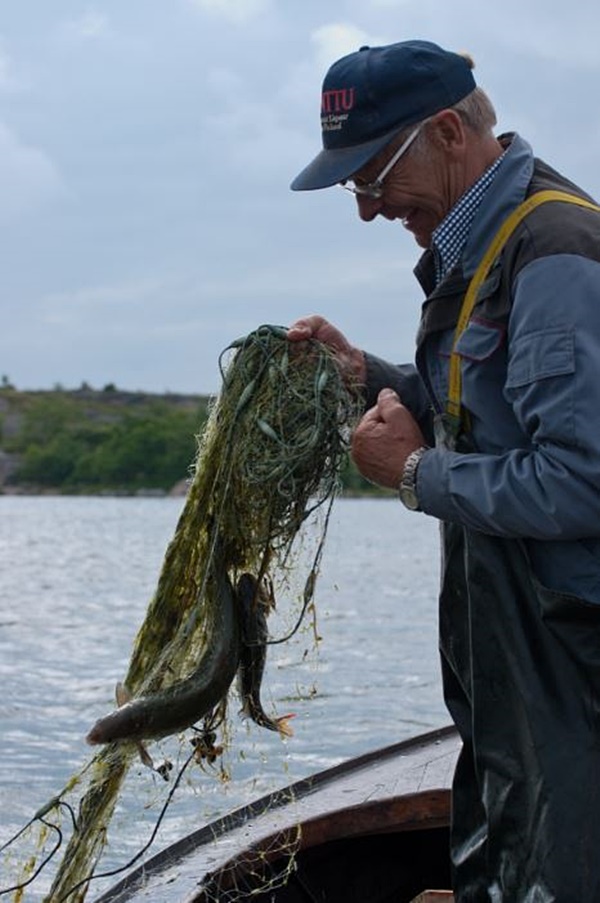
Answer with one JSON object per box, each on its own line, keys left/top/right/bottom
{"left": 398, "top": 446, "right": 429, "bottom": 510}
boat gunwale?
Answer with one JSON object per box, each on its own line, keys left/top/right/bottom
{"left": 190, "top": 786, "right": 452, "bottom": 902}
{"left": 94, "top": 724, "right": 458, "bottom": 902}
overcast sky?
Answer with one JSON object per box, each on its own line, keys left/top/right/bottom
{"left": 2, "top": 0, "right": 600, "bottom": 394}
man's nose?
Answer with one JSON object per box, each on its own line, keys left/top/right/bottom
{"left": 356, "top": 195, "right": 382, "bottom": 221}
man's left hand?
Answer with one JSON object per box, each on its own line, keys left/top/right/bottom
{"left": 351, "top": 388, "right": 427, "bottom": 489}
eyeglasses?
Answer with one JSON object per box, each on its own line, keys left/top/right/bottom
{"left": 341, "top": 122, "right": 425, "bottom": 200}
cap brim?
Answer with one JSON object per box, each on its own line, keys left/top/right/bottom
{"left": 290, "top": 128, "right": 400, "bottom": 191}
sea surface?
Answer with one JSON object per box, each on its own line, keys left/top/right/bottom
{"left": 0, "top": 495, "right": 448, "bottom": 900}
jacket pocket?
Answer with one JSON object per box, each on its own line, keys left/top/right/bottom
{"left": 506, "top": 327, "right": 575, "bottom": 388}
{"left": 451, "top": 317, "right": 505, "bottom": 361}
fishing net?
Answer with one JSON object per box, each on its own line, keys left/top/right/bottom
{"left": 0, "top": 324, "right": 361, "bottom": 902}
{"left": 199, "top": 816, "right": 304, "bottom": 903}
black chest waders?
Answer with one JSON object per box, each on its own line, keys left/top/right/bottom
{"left": 439, "top": 192, "right": 600, "bottom": 902}
{"left": 440, "top": 513, "right": 600, "bottom": 902}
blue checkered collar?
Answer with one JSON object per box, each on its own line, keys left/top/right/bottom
{"left": 431, "top": 150, "right": 506, "bottom": 284}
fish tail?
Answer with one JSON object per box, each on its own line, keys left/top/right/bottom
{"left": 247, "top": 702, "right": 295, "bottom": 737}
{"left": 273, "top": 713, "right": 295, "bottom": 738}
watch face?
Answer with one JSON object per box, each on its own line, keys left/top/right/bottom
{"left": 400, "top": 484, "right": 419, "bottom": 510}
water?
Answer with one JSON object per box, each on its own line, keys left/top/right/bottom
{"left": 0, "top": 496, "right": 448, "bottom": 899}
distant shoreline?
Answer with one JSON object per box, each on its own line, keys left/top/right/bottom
{"left": 0, "top": 387, "right": 387, "bottom": 498}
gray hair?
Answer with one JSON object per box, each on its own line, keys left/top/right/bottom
{"left": 391, "top": 86, "right": 498, "bottom": 159}
{"left": 453, "top": 86, "right": 497, "bottom": 134}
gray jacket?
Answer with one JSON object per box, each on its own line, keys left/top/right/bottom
{"left": 365, "top": 133, "right": 600, "bottom": 603}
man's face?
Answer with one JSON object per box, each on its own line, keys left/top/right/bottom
{"left": 347, "top": 119, "right": 456, "bottom": 249}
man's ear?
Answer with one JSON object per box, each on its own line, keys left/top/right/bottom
{"left": 427, "top": 110, "right": 467, "bottom": 155}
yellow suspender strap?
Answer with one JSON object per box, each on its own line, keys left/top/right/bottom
{"left": 446, "top": 189, "right": 600, "bottom": 433}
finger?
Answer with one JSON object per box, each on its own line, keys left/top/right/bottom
{"left": 358, "top": 403, "right": 385, "bottom": 427}
{"left": 375, "top": 387, "right": 403, "bottom": 419}
{"left": 287, "top": 322, "right": 311, "bottom": 341}
{"left": 378, "top": 387, "right": 400, "bottom": 404}
{"left": 286, "top": 315, "right": 324, "bottom": 341}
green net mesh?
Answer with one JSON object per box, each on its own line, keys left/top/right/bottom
{"left": 1, "top": 324, "right": 361, "bottom": 902}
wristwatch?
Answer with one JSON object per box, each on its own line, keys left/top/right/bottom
{"left": 398, "top": 446, "right": 429, "bottom": 511}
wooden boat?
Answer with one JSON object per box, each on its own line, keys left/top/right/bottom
{"left": 94, "top": 724, "right": 460, "bottom": 903}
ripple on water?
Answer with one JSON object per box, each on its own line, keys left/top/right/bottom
{"left": 0, "top": 496, "right": 448, "bottom": 899}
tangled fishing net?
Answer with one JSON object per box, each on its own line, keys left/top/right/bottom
{"left": 0, "top": 324, "right": 361, "bottom": 902}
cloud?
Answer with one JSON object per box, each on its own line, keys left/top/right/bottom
{"left": 201, "top": 21, "right": 386, "bottom": 180}
{"left": 0, "top": 123, "right": 63, "bottom": 222}
{"left": 39, "top": 277, "right": 164, "bottom": 328}
{"left": 202, "top": 64, "right": 314, "bottom": 181}
{"left": 310, "top": 23, "right": 386, "bottom": 69}
{"left": 489, "top": 9, "right": 600, "bottom": 71}
{"left": 186, "top": 0, "right": 271, "bottom": 25}
{"left": 0, "top": 44, "right": 18, "bottom": 92}
{"left": 58, "top": 10, "right": 109, "bottom": 41}
{"left": 0, "top": 38, "right": 31, "bottom": 95}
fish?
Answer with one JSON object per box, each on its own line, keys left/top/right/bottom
{"left": 114, "top": 681, "right": 155, "bottom": 768}
{"left": 86, "top": 565, "right": 241, "bottom": 746}
{"left": 112, "top": 682, "right": 173, "bottom": 779}
{"left": 236, "top": 572, "right": 294, "bottom": 737}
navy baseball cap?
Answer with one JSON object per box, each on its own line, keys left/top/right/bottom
{"left": 291, "top": 40, "right": 476, "bottom": 191}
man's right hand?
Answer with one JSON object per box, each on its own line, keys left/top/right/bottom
{"left": 287, "top": 315, "right": 367, "bottom": 387}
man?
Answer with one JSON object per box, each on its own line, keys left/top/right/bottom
{"left": 288, "top": 40, "right": 600, "bottom": 902}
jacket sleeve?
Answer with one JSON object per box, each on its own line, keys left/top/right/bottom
{"left": 418, "top": 253, "right": 600, "bottom": 539}
{"left": 364, "top": 353, "right": 435, "bottom": 446}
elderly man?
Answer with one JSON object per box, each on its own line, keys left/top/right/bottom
{"left": 289, "top": 40, "right": 600, "bottom": 902}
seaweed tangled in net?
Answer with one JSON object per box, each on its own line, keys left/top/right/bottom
{"left": 5, "top": 324, "right": 361, "bottom": 902}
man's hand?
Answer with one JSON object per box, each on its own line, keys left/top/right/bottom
{"left": 351, "top": 388, "right": 427, "bottom": 489}
{"left": 287, "top": 315, "right": 366, "bottom": 387}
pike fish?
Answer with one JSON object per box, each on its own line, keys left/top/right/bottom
{"left": 236, "top": 572, "right": 294, "bottom": 737}
{"left": 86, "top": 566, "right": 241, "bottom": 746}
